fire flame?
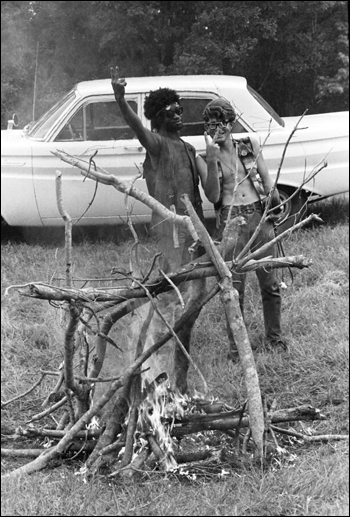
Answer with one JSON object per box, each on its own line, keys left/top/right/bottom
{"left": 137, "top": 377, "right": 189, "bottom": 471}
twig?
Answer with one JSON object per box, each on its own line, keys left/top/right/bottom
{"left": 1, "top": 373, "right": 47, "bottom": 408}
{"left": 109, "top": 447, "right": 150, "bottom": 478}
{"left": 141, "top": 253, "right": 162, "bottom": 283}
{"left": 236, "top": 213, "right": 321, "bottom": 270}
{"left": 270, "top": 425, "right": 349, "bottom": 442}
{"left": 235, "top": 400, "right": 247, "bottom": 454}
{"left": 26, "top": 396, "right": 68, "bottom": 423}
{"left": 41, "top": 364, "right": 64, "bottom": 407}
{"left": 159, "top": 269, "right": 185, "bottom": 309}
{"left": 98, "top": 438, "right": 126, "bottom": 457}
{"left": 125, "top": 166, "right": 143, "bottom": 282}
{"left": 79, "top": 316, "right": 122, "bottom": 351}
{"left": 242, "top": 428, "right": 251, "bottom": 454}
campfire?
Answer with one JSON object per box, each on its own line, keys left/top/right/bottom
{"left": 2, "top": 151, "right": 347, "bottom": 480}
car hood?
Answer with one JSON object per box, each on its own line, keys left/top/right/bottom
{"left": 282, "top": 111, "right": 349, "bottom": 139}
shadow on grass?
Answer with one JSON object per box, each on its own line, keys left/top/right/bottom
{"left": 305, "top": 194, "right": 349, "bottom": 228}
{"left": 1, "top": 222, "right": 152, "bottom": 246}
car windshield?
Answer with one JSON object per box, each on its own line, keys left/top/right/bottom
{"left": 28, "top": 90, "right": 76, "bottom": 139}
{"left": 248, "top": 86, "right": 285, "bottom": 127}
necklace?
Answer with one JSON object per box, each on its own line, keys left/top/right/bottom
{"left": 218, "top": 141, "right": 237, "bottom": 177}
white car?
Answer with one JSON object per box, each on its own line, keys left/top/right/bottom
{"left": 1, "top": 75, "right": 349, "bottom": 231}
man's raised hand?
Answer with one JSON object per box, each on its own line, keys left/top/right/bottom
{"left": 204, "top": 129, "right": 220, "bottom": 162}
{"left": 110, "top": 66, "right": 127, "bottom": 101}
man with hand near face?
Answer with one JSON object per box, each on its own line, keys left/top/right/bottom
{"left": 199, "top": 98, "right": 288, "bottom": 357}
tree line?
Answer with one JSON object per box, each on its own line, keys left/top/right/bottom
{"left": 1, "top": 0, "right": 348, "bottom": 128}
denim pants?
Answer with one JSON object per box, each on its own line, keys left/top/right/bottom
{"left": 219, "top": 204, "right": 282, "bottom": 347}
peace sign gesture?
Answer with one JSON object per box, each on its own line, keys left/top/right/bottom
{"left": 110, "top": 66, "right": 127, "bottom": 101}
{"left": 204, "top": 129, "right": 220, "bottom": 162}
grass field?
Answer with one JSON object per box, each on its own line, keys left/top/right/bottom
{"left": 1, "top": 196, "right": 349, "bottom": 516}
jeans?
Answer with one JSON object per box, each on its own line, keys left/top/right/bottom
{"left": 219, "top": 204, "right": 282, "bottom": 348}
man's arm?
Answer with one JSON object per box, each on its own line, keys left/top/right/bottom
{"left": 110, "top": 66, "right": 159, "bottom": 153}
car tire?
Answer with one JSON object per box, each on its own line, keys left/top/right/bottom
{"left": 275, "top": 186, "right": 308, "bottom": 234}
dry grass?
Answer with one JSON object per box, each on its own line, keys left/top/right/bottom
{"left": 1, "top": 196, "right": 349, "bottom": 516}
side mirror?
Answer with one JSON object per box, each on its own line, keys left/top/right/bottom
{"left": 7, "top": 113, "right": 19, "bottom": 130}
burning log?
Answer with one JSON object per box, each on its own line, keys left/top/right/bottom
{"left": 2, "top": 146, "right": 338, "bottom": 478}
{"left": 170, "top": 404, "right": 327, "bottom": 439}
{"left": 3, "top": 391, "right": 347, "bottom": 479}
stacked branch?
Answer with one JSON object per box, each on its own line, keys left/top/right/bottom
{"left": 3, "top": 146, "right": 343, "bottom": 479}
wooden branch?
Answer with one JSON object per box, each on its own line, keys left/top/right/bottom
{"left": 2, "top": 448, "right": 49, "bottom": 458}
{"left": 14, "top": 427, "right": 102, "bottom": 440}
{"left": 4, "top": 284, "right": 220, "bottom": 478}
{"left": 1, "top": 441, "right": 96, "bottom": 458}
{"left": 26, "top": 396, "right": 68, "bottom": 423}
{"left": 55, "top": 170, "right": 72, "bottom": 288}
{"left": 238, "top": 255, "right": 312, "bottom": 272}
{"left": 41, "top": 365, "right": 64, "bottom": 408}
{"left": 236, "top": 213, "right": 321, "bottom": 269}
{"left": 52, "top": 150, "right": 200, "bottom": 243}
{"left": 171, "top": 405, "right": 327, "bottom": 438}
{"left": 131, "top": 277, "right": 208, "bottom": 394}
{"left": 64, "top": 304, "right": 81, "bottom": 394}
{"left": 118, "top": 378, "right": 141, "bottom": 469}
{"left": 85, "top": 380, "right": 131, "bottom": 468}
{"left": 7, "top": 252, "right": 311, "bottom": 305}
{"left": 1, "top": 373, "right": 47, "bottom": 408}
{"left": 110, "top": 447, "right": 150, "bottom": 478}
{"left": 88, "top": 299, "right": 147, "bottom": 380}
{"left": 174, "top": 449, "right": 213, "bottom": 464}
{"left": 181, "top": 193, "right": 265, "bottom": 458}
{"left": 270, "top": 425, "right": 349, "bottom": 443}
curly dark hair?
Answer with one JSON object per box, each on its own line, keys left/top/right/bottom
{"left": 144, "top": 88, "right": 180, "bottom": 130}
{"left": 203, "top": 98, "right": 236, "bottom": 123}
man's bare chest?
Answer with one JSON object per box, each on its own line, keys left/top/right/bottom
{"left": 219, "top": 150, "right": 247, "bottom": 183}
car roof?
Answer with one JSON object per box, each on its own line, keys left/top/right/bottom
{"left": 75, "top": 75, "right": 248, "bottom": 96}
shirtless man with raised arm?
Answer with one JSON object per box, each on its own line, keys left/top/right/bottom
{"left": 111, "top": 67, "right": 209, "bottom": 392}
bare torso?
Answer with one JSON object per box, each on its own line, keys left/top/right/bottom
{"left": 219, "top": 143, "right": 260, "bottom": 206}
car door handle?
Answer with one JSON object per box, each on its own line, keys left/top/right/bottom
{"left": 123, "top": 146, "right": 144, "bottom": 152}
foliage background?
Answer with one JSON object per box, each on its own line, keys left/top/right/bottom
{"left": 1, "top": 0, "right": 349, "bottom": 128}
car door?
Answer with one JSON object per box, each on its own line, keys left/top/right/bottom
{"left": 32, "top": 94, "right": 150, "bottom": 226}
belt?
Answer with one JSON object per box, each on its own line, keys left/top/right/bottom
{"left": 226, "top": 200, "right": 262, "bottom": 216}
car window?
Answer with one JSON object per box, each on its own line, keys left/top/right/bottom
{"left": 179, "top": 98, "right": 212, "bottom": 137}
{"left": 179, "top": 97, "right": 247, "bottom": 136}
{"left": 247, "top": 86, "right": 284, "bottom": 127}
{"left": 55, "top": 100, "right": 138, "bottom": 142}
{"left": 230, "top": 117, "right": 247, "bottom": 134}
{"left": 28, "top": 91, "right": 76, "bottom": 139}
